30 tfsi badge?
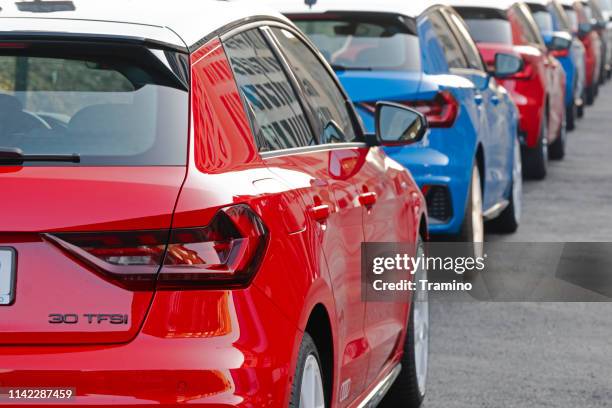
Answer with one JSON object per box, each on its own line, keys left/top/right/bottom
{"left": 0, "top": 248, "right": 16, "bottom": 306}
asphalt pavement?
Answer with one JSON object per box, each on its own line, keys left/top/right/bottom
{"left": 423, "top": 82, "right": 612, "bottom": 407}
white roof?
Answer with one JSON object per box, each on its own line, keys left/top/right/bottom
{"left": 0, "top": 0, "right": 289, "bottom": 50}
{"left": 264, "top": 0, "right": 444, "bottom": 18}
{"left": 446, "top": 0, "right": 522, "bottom": 11}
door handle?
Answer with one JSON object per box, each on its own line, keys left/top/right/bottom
{"left": 359, "top": 192, "right": 378, "bottom": 208}
{"left": 309, "top": 204, "right": 331, "bottom": 223}
{"left": 474, "top": 93, "right": 484, "bottom": 106}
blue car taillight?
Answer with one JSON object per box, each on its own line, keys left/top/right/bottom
{"left": 360, "top": 91, "right": 459, "bottom": 128}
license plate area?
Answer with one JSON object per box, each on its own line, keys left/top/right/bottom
{"left": 0, "top": 248, "right": 16, "bottom": 306}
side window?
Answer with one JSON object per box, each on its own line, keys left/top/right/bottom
{"left": 446, "top": 11, "right": 485, "bottom": 71}
{"left": 270, "top": 27, "right": 357, "bottom": 144}
{"left": 223, "top": 29, "right": 315, "bottom": 152}
{"left": 511, "top": 5, "right": 544, "bottom": 47}
{"left": 428, "top": 10, "right": 469, "bottom": 69}
{"left": 418, "top": 15, "right": 452, "bottom": 74}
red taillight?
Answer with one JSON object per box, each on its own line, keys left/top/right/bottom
{"left": 159, "top": 205, "right": 268, "bottom": 289}
{"left": 551, "top": 49, "right": 570, "bottom": 58}
{"left": 0, "top": 43, "right": 28, "bottom": 49}
{"left": 45, "top": 204, "right": 268, "bottom": 291}
{"left": 359, "top": 91, "right": 459, "bottom": 128}
{"left": 407, "top": 91, "right": 459, "bottom": 128}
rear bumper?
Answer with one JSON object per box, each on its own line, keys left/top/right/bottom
{"left": 0, "top": 287, "right": 299, "bottom": 406}
{"left": 384, "top": 128, "right": 474, "bottom": 236}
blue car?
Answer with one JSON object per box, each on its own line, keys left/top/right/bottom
{"left": 528, "top": 0, "right": 587, "bottom": 129}
{"left": 275, "top": 1, "right": 523, "bottom": 239}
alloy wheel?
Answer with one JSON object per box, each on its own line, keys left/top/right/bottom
{"left": 512, "top": 137, "right": 523, "bottom": 224}
{"left": 471, "top": 166, "right": 484, "bottom": 244}
{"left": 413, "top": 243, "right": 429, "bottom": 395}
{"left": 300, "top": 355, "right": 325, "bottom": 408}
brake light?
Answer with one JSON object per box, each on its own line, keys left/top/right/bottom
{"left": 160, "top": 205, "right": 268, "bottom": 289}
{"left": 551, "top": 49, "right": 570, "bottom": 58}
{"left": 359, "top": 91, "right": 459, "bottom": 128}
{"left": 0, "top": 43, "right": 28, "bottom": 49}
{"left": 45, "top": 204, "right": 269, "bottom": 290}
{"left": 403, "top": 91, "right": 459, "bottom": 128}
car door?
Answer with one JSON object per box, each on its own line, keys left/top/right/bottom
{"left": 260, "top": 25, "right": 372, "bottom": 405}
{"left": 267, "top": 24, "right": 422, "bottom": 399}
{"left": 445, "top": 8, "right": 513, "bottom": 205}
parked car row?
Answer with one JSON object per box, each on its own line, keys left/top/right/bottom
{"left": 0, "top": 0, "right": 609, "bottom": 408}
{"left": 271, "top": 0, "right": 611, "bottom": 244}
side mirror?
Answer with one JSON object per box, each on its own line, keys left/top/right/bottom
{"left": 374, "top": 102, "right": 428, "bottom": 146}
{"left": 578, "top": 22, "right": 592, "bottom": 37}
{"left": 546, "top": 31, "right": 572, "bottom": 56}
{"left": 493, "top": 53, "right": 524, "bottom": 78}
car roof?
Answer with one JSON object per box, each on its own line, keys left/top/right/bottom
{"left": 525, "top": 0, "right": 550, "bottom": 5}
{"left": 447, "top": 0, "right": 522, "bottom": 11}
{"left": 0, "top": 0, "right": 289, "bottom": 51}
{"left": 264, "top": 0, "right": 444, "bottom": 18}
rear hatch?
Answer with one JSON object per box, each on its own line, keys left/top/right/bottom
{"left": 0, "top": 39, "right": 189, "bottom": 345}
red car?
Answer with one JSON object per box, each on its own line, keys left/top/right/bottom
{"left": 564, "top": 0, "right": 603, "bottom": 104}
{"left": 0, "top": 1, "right": 430, "bottom": 407}
{"left": 455, "top": 0, "right": 567, "bottom": 180}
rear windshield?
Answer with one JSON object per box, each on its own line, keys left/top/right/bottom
{"left": 600, "top": 0, "right": 612, "bottom": 11}
{"left": 550, "top": 2, "right": 572, "bottom": 32}
{"left": 528, "top": 4, "right": 554, "bottom": 32}
{"left": 564, "top": 7, "right": 579, "bottom": 31}
{"left": 0, "top": 45, "right": 188, "bottom": 166}
{"left": 292, "top": 14, "right": 421, "bottom": 71}
{"left": 456, "top": 8, "right": 513, "bottom": 44}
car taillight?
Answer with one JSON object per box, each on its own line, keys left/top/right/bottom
{"left": 359, "top": 91, "right": 459, "bottom": 128}
{"left": 159, "top": 205, "right": 268, "bottom": 289}
{"left": 551, "top": 49, "right": 570, "bottom": 58}
{"left": 0, "top": 43, "right": 28, "bottom": 49}
{"left": 45, "top": 204, "right": 268, "bottom": 291}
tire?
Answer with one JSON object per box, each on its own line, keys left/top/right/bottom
{"left": 586, "top": 84, "right": 595, "bottom": 106}
{"left": 549, "top": 108, "right": 566, "bottom": 160}
{"left": 380, "top": 237, "right": 428, "bottom": 408}
{"left": 289, "top": 333, "right": 327, "bottom": 408}
{"left": 487, "top": 137, "right": 522, "bottom": 233}
{"left": 566, "top": 101, "right": 576, "bottom": 131}
{"left": 522, "top": 116, "right": 548, "bottom": 180}
{"left": 459, "top": 164, "right": 484, "bottom": 243}
{"left": 577, "top": 89, "right": 585, "bottom": 119}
